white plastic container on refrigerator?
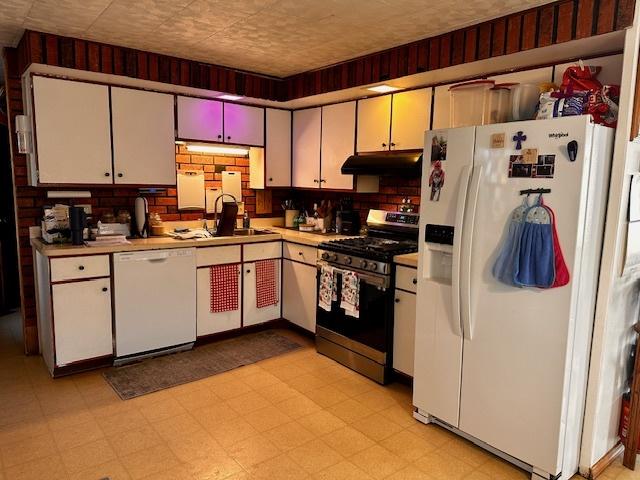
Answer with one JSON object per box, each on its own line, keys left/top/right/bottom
{"left": 413, "top": 116, "right": 614, "bottom": 480}
{"left": 113, "top": 248, "right": 197, "bottom": 359}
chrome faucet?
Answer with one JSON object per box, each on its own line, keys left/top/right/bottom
{"left": 213, "top": 193, "right": 238, "bottom": 233}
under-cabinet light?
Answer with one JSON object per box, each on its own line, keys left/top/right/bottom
{"left": 185, "top": 144, "right": 249, "bottom": 156}
{"left": 217, "top": 94, "right": 244, "bottom": 101}
{"left": 366, "top": 84, "right": 401, "bottom": 93}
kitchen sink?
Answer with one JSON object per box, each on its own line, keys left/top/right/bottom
{"left": 232, "top": 228, "right": 272, "bottom": 236}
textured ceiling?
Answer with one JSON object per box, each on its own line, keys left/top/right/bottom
{"left": 1, "top": 0, "right": 555, "bottom": 78}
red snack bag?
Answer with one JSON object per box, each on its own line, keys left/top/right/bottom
{"left": 586, "top": 85, "right": 620, "bottom": 127}
{"left": 561, "top": 65, "right": 603, "bottom": 94}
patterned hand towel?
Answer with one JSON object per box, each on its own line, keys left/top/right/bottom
{"left": 340, "top": 271, "right": 360, "bottom": 318}
{"left": 318, "top": 264, "right": 336, "bottom": 312}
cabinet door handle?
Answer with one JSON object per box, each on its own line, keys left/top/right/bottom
{"left": 390, "top": 142, "right": 396, "bottom": 147}
{"left": 320, "top": 179, "right": 326, "bottom": 183}
{"left": 313, "top": 179, "right": 319, "bottom": 183}
{"left": 102, "top": 287, "right": 108, "bottom": 292}
{"left": 246, "top": 269, "right": 251, "bottom": 274}
{"left": 104, "top": 172, "right": 110, "bottom": 177}
{"left": 298, "top": 251, "right": 303, "bottom": 256}
{"left": 268, "top": 177, "right": 273, "bottom": 182}
{"left": 117, "top": 173, "right": 123, "bottom": 178}
{"left": 382, "top": 142, "right": 387, "bottom": 148}
{"left": 412, "top": 278, "right": 417, "bottom": 285}
{"left": 78, "top": 265, "right": 85, "bottom": 271}
{"left": 217, "top": 134, "right": 222, "bottom": 139}
{"left": 395, "top": 298, "right": 400, "bottom": 303}
{"left": 227, "top": 136, "right": 231, "bottom": 141}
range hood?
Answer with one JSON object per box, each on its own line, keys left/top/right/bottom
{"left": 341, "top": 152, "right": 422, "bottom": 176}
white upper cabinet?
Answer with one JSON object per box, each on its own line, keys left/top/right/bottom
{"left": 177, "top": 97, "right": 264, "bottom": 146}
{"left": 223, "top": 103, "right": 264, "bottom": 146}
{"left": 321, "top": 101, "right": 355, "bottom": 190}
{"left": 265, "top": 108, "right": 291, "bottom": 187}
{"left": 390, "top": 89, "right": 432, "bottom": 151}
{"left": 357, "top": 95, "right": 392, "bottom": 153}
{"left": 111, "top": 87, "right": 176, "bottom": 185}
{"left": 32, "top": 76, "right": 112, "bottom": 185}
{"left": 292, "top": 107, "right": 321, "bottom": 189}
{"left": 488, "top": 66, "right": 553, "bottom": 85}
{"left": 177, "top": 96, "right": 223, "bottom": 142}
{"left": 432, "top": 83, "right": 455, "bottom": 129}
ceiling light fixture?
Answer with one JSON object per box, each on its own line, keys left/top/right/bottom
{"left": 366, "top": 84, "right": 401, "bottom": 93}
{"left": 218, "top": 94, "right": 244, "bottom": 101}
{"left": 186, "top": 144, "right": 249, "bottom": 156}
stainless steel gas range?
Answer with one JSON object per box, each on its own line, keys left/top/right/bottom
{"left": 316, "top": 209, "right": 419, "bottom": 384}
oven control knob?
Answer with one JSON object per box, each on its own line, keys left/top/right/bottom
{"left": 344, "top": 256, "right": 352, "bottom": 265}
{"left": 360, "top": 260, "right": 368, "bottom": 269}
{"left": 321, "top": 252, "right": 330, "bottom": 260}
{"left": 330, "top": 253, "right": 338, "bottom": 262}
{"left": 369, "top": 263, "right": 377, "bottom": 271}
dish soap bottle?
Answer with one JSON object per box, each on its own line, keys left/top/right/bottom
{"left": 242, "top": 211, "right": 250, "bottom": 229}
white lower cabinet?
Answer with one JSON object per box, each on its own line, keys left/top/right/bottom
{"left": 393, "top": 288, "right": 416, "bottom": 376}
{"left": 196, "top": 266, "right": 242, "bottom": 336}
{"left": 52, "top": 277, "right": 113, "bottom": 366}
{"left": 243, "top": 261, "right": 281, "bottom": 327}
{"left": 282, "top": 259, "right": 317, "bottom": 333}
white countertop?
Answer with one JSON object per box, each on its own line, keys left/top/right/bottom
{"left": 31, "top": 226, "right": 356, "bottom": 257}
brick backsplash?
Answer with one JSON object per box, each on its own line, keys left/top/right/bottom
{"left": 290, "top": 176, "right": 422, "bottom": 224}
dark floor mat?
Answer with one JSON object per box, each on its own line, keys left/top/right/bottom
{"left": 103, "top": 330, "right": 301, "bottom": 400}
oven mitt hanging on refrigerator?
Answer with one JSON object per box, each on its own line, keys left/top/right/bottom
{"left": 542, "top": 201, "right": 570, "bottom": 288}
{"left": 514, "top": 197, "right": 556, "bottom": 288}
{"left": 492, "top": 197, "right": 529, "bottom": 286}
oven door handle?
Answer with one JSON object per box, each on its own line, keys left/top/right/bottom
{"left": 317, "top": 261, "right": 389, "bottom": 289}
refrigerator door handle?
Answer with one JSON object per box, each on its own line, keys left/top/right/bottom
{"left": 460, "top": 164, "right": 483, "bottom": 341}
{"left": 451, "top": 165, "right": 471, "bottom": 338}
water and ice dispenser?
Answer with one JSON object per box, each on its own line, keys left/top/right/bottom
{"left": 422, "top": 224, "right": 454, "bottom": 284}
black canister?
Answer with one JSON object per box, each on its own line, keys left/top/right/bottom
{"left": 69, "top": 206, "right": 87, "bottom": 245}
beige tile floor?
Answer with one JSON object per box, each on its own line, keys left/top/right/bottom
{"left": 0, "top": 311, "right": 635, "bottom": 480}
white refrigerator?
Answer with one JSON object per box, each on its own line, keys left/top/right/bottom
{"left": 413, "top": 116, "right": 614, "bottom": 480}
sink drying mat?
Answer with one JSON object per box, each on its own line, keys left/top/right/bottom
{"left": 103, "top": 330, "right": 301, "bottom": 400}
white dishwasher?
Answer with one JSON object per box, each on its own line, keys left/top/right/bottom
{"left": 113, "top": 248, "right": 196, "bottom": 360}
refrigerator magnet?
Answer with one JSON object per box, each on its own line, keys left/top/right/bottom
{"left": 513, "top": 131, "right": 527, "bottom": 150}
{"left": 430, "top": 134, "right": 448, "bottom": 162}
{"left": 509, "top": 154, "right": 555, "bottom": 178}
{"left": 508, "top": 155, "right": 532, "bottom": 178}
{"left": 428, "top": 161, "right": 445, "bottom": 201}
{"left": 490, "top": 133, "right": 505, "bottom": 148}
{"left": 534, "top": 155, "right": 555, "bottom": 178}
{"left": 567, "top": 140, "right": 578, "bottom": 162}
{"left": 522, "top": 148, "right": 538, "bottom": 164}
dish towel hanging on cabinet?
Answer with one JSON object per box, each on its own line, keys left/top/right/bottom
{"left": 340, "top": 271, "right": 360, "bottom": 318}
{"left": 210, "top": 264, "right": 239, "bottom": 313}
{"left": 256, "top": 259, "right": 279, "bottom": 308}
{"left": 318, "top": 263, "right": 337, "bottom": 312}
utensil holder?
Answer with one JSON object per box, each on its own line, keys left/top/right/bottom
{"left": 285, "top": 209, "right": 300, "bottom": 228}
